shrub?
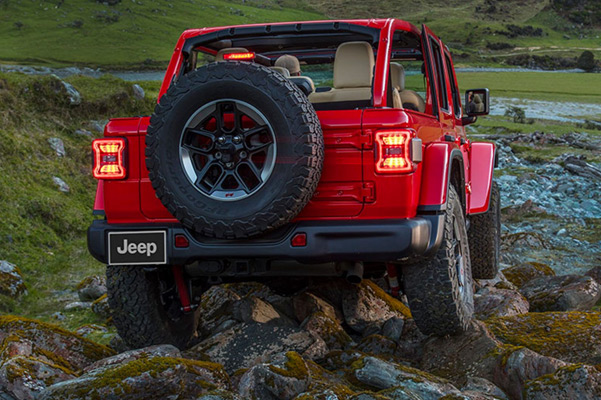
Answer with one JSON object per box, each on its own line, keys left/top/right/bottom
{"left": 577, "top": 51, "right": 596, "bottom": 72}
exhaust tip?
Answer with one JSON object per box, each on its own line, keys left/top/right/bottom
{"left": 345, "top": 261, "right": 364, "bottom": 284}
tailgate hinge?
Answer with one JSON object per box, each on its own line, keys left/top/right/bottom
{"left": 362, "top": 182, "right": 375, "bottom": 203}
{"left": 360, "top": 130, "right": 373, "bottom": 149}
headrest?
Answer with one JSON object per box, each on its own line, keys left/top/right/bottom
{"left": 275, "top": 55, "right": 301, "bottom": 75}
{"left": 270, "top": 66, "right": 291, "bottom": 77}
{"left": 215, "top": 47, "right": 249, "bottom": 61}
{"left": 334, "top": 41, "right": 374, "bottom": 89}
{"left": 289, "top": 76, "right": 315, "bottom": 94}
{"left": 474, "top": 94, "right": 482, "bottom": 104}
{"left": 390, "top": 63, "right": 405, "bottom": 91}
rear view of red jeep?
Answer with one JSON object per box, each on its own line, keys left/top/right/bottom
{"left": 88, "top": 19, "right": 499, "bottom": 349}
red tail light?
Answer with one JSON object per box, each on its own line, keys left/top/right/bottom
{"left": 375, "top": 130, "right": 414, "bottom": 174}
{"left": 92, "top": 138, "right": 127, "bottom": 180}
{"left": 223, "top": 52, "right": 255, "bottom": 61}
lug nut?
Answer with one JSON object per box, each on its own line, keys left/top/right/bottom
{"left": 225, "top": 162, "right": 234, "bottom": 169}
{"left": 217, "top": 136, "right": 226, "bottom": 144}
{"left": 233, "top": 135, "right": 242, "bottom": 143}
{"left": 239, "top": 151, "right": 247, "bottom": 159}
{"left": 215, "top": 152, "right": 222, "bottom": 160}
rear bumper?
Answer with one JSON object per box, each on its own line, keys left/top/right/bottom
{"left": 87, "top": 215, "right": 444, "bottom": 267}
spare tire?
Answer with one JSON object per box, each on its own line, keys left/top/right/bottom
{"left": 146, "top": 62, "right": 324, "bottom": 239}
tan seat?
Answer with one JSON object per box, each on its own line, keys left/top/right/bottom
{"left": 390, "top": 63, "right": 426, "bottom": 113}
{"left": 309, "top": 41, "right": 374, "bottom": 104}
{"left": 270, "top": 66, "right": 291, "bottom": 77}
{"left": 473, "top": 94, "right": 484, "bottom": 112}
{"left": 215, "top": 47, "right": 250, "bottom": 61}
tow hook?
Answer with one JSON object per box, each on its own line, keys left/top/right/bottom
{"left": 171, "top": 265, "right": 197, "bottom": 313}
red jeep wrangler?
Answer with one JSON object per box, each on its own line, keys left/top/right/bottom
{"left": 88, "top": 19, "right": 499, "bottom": 349}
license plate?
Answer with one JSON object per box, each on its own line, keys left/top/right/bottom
{"left": 108, "top": 231, "right": 167, "bottom": 266}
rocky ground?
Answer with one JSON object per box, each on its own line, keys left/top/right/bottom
{"left": 3, "top": 261, "right": 601, "bottom": 399}
{"left": 1, "top": 85, "right": 601, "bottom": 399}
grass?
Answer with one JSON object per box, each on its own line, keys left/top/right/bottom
{"left": 0, "top": 0, "right": 600, "bottom": 69}
{"left": 405, "top": 71, "right": 601, "bottom": 105}
{"left": 0, "top": 72, "right": 156, "bottom": 337}
{"left": 0, "top": 0, "right": 324, "bottom": 68}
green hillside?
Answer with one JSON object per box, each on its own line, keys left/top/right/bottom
{"left": 0, "top": 0, "right": 600, "bottom": 68}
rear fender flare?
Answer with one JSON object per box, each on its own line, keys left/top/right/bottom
{"left": 469, "top": 142, "right": 496, "bottom": 215}
{"left": 417, "top": 142, "right": 464, "bottom": 213}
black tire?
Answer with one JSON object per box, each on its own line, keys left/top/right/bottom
{"left": 145, "top": 62, "right": 324, "bottom": 239}
{"left": 469, "top": 182, "right": 500, "bottom": 279}
{"left": 402, "top": 186, "right": 474, "bottom": 336}
{"left": 106, "top": 266, "right": 200, "bottom": 350}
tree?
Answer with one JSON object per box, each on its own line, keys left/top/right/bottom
{"left": 577, "top": 51, "right": 596, "bottom": 72}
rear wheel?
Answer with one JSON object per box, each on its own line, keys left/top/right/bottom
{"left": 402, "top": 186, "right": 474, "bottom": 336}
{"left": 469, "top": 182, "right": 501, "bottom": 279}
{"left": 107, "top": 266, "right": 200, "bottom": 350}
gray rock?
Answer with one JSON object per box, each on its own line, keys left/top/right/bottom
{"left": 132, "top": 83, "right": 145, "bottom": 100}
{"left": 585, "top": 266, "right": 601, "bottom": 285}
{"left": 76, "top": 275, "right": 106, "bottom": 301}
{"left": 235, "top": 296, "right": 295, "bottom": 327}
{"left": 83, "top": 344, "right": 180, "bottom": 372}
{"left": 502, "top": 262, "right": 555, "bottom": 288}
{"left": 188, "top": 323, "right": 325, "bottom": 374}
{"left": 292, "top": 291, "right": 339, "bottom": 323}
{"left": 196, "top": 391, "right": 242, "bottom": 400}
{"left": 342, "top": 280, "right": 410, "bottom": 334}
{"left": 73, "top": 128, "right": 93, "bottom": 137}
{"left": 474, "top": 287, "right": 529, "bottom": 320}
{"left": 0, "top": 355, "right": 76, "bottom": 400}
{"left": 462, "top": 376, "right": 508, "bottom": 400}
{"left": 58, "top": 78, "right": 81, "bottom": 105}
{"left": 39, "top": 354, "right": 230, "bottom": 400}
{"left": 353, "top": 356, "right": 461, "bottom": 399}
{"left": 238, "top": 353, "right": 309, "bottom": 400}
{"left": 300, "top": 311, "right": 351, "bottom": 350}
{"left": 524, "top": 364, "right": 601, "bottom": 400}
{"left": 52, "top": 177, "right": 70, "bottom": 193}
{"left": 197, "top": 285, "right": 241, "bottom": 338}
{"left": 51, "top": 312, "right": 65, "bottom": 321}
{"left": 108, "top": 334, "right": 129, "bottom": 353}
{"left": 74, "top": 324, "right": 107, "bottom": 338}
{"left": 47, "top": 137, "right": 65, "bottom": 157}
{"left": 0, "top": 260, "right": 26, "bottom": 298}
{"left": 382, "top": 316, "right": 405, "bottom": 342}
{"left": 356, "top": 334, "right": 397, "bottom": 358}
{"left": 493, "top": 347, "right": 568, "bottom": 400}
{"left": 91, "top": 294, "right": 110, "bottom": 318}
{"left": 64, "top": 301, "right": 92, "bottom": 311}
{"left": 88, "top": 120, "right": 108, "bottom": 133}
{"left": 520, "top": 274, "right": 601, "bottom": 311}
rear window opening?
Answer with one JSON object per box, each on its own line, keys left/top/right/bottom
{"left": 180, "top": 23, "right": 423, "bottom": 112}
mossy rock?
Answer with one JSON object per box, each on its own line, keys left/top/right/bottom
{"left": 0, "top": 260, "right": 26, "bottom": 298}
{"left": 502, "top": 262, "right": 555, "bottom": 288}
{"left": 301, "top": 311, "right": 352, "bottom": 350}
{"left": 0, "top": 315, "right": 115, "bottom": 372}
{"left": 486, "top": 311, "right": 601, "bottom": 364}
{"left": 39, "top": 356, "right": 230, "bottom": 400}
{"left": 524, "top": 364, "right": 601, "bottom": 399}
{"left": 0, "top": 355, "right": 77, "bottom": 398}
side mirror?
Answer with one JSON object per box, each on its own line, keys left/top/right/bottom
{"left": 464, "top": 88, "right": 490, "bottom": 116}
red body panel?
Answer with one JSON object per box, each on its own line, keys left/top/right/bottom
{"left": 96, "top": 18, "right": 494, "bottom": 226}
